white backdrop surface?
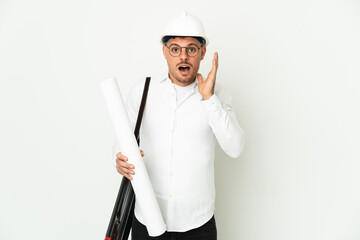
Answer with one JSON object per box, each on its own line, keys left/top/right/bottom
{"left": 0, "top": 0, "right": 360, "bottom": 239}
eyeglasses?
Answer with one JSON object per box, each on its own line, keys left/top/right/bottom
{"left": 165, "top": 44, "right": 201, "bottom": 57}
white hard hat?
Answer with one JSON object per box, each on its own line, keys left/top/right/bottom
{"left": 161, "top": 12, "right": 209, "bottom": 46}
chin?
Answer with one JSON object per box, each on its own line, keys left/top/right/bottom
{"left": 169, "top": 70, "right": 196, "bottom": 85}
{"left": 177, "top": 77, "right": 195, "bottom": 84}
{"left": 178, "top": 74, "right": 196, "bottom": 82}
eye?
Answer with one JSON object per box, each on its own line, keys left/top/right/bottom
{"left": 187, "top": 47, "right": 197, "bottom": 53}
{"left": 170, "top": 46, "right": 180, "bottom": 53}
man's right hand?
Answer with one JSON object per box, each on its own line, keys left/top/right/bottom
{"left": 115, "top": 150, "right": 144, "bottom": 180}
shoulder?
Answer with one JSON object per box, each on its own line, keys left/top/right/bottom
{"left": 128, "top": 78, "right": 146, "bottom": 97}
{"left": 128, "top": 75, "right": 165, "bottom": 96}
{"left": 126, "top": 75, "right": 166, "bottom": 105}
{"left": 126, "top": 78, "right": 146, "bottom": 111}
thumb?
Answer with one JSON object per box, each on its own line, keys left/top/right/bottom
{"left": 197, "top": 73, "right": 204, "bottom": 84}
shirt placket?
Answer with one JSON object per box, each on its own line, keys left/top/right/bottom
{"left": 167, "top": 86, "right": 177, "bottom": 225}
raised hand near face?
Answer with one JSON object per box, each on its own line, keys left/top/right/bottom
{"left": 197, "top": 52, "right": 219, "bottom": 100}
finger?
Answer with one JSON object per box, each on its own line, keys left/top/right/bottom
{"left": 116, "top": 152, "right": 128, "bottom": 161}
{"left": 124, "top": 173, "right": 133, "bottom": 180}
{"left": 197, "top": 73, "right": 204, "bottom": 84}
{"left": 214, "top": 52, "right": 219, "bottom": 68}
{"left": 116, "top": 156, "right": 125, "bottom": 165}
{"left": 210, "top": 52, "right": 219, "bottom": 75}
{"left": 117, "top": 166, "right": 134, "bottom": 180}
{"left": 116, "top": 165, "right": 125, "bottom": 175}
{"left": 116, "top": 164, "right": 135, "bottom": 176}
{"left": 124, "top": 167, "right": 135, "bottom": 175}
{"left": 118, "top": 160, "right": 134, "bottom": 169}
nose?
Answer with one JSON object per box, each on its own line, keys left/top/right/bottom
{"left": 179, "top": 47, "right": 188, "bottom": 61}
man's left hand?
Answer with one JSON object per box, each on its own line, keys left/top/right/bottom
{"left": 197, "top": 52, "right": 219, "bottom": 100}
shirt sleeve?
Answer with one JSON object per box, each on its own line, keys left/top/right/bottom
{"left": 201, "top": 85, "right": 245, "bottom": 158}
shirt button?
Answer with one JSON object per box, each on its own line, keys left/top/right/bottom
{"left": 170, "top": 172, "right": 174, "bottom": 176}
{"left": 169, "top": 194, "right": 173, "bottom": 198}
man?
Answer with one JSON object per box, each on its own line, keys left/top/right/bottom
{"left": 114, "top": 12, "right": 245, "bottom": 239}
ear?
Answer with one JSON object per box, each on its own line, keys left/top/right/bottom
{"left": 200, "top": 46, "right": 207, "bottom": 60}
{"left": 162, "top": 45, "right": 167, "bottom": 58}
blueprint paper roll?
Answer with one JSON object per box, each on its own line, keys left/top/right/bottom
{"left": 99, "top": 77, "right": 166, "bottom": 237}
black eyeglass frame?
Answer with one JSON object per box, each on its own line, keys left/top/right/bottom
{"left": 164, "top": 43, "right": 202, "bottom": 57}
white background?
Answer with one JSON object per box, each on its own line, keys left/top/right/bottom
{"left": 1, "top": 0, "right": 360, "bottom": 239}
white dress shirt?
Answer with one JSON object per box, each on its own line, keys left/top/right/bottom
{"left": 113, "top": 74, "right": 245, "bottom": 232}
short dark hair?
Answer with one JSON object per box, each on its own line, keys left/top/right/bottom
{"left": 162, "top": 36, "right": 206, "bottom": 46}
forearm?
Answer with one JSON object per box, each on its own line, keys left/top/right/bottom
{"left": 202, "top": 94, "right": 245, "bottom": 158}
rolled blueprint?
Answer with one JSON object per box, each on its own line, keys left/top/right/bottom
{"left": 99, "top": 78, "right": 166, "bottom": 237}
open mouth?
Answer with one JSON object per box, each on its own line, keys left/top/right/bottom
{"left": 178, "top": 66, "right": 191, "bottom": 73}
